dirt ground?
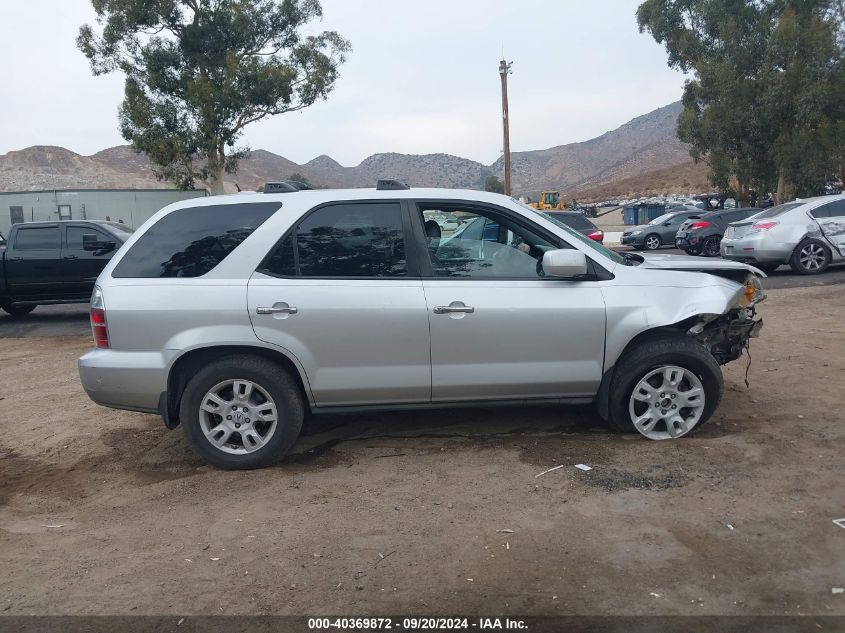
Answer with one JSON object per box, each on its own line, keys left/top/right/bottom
{"left": 0, "top": 285, "right": 843, "bottom": 617}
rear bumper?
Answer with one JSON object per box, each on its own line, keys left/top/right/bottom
{"left": 720, "top": 236, "right": 791, "bottom": 264}
{"left": 674, "top": 235, "right": 699, "bottom": 252}
{"left": 78, "top": 348, "right": 174, "bottom": 413}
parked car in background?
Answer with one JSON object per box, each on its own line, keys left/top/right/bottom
{"left": 79, "top": 186, "right": 765, "bottom": 469}
{"left": 0, "top": 231, "right": 6, "bottom": 249}
{"left": 675, "top": 208, "right": 762, "bottom": 256}
{"left": 666, "top": 203, "right": 703, "bottom": 213}
{"left": 544, "top": 211, "right": 604, "bottom": 242}
{"left": 0, "top": 220, "right": 132, "bottom": 317}
{"left": 621, "top": 210, "right": 702, "bottom": 250}
{"left": 721, "top": 194, "right": 845, "bottom": 274}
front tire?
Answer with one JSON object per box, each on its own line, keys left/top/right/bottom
{"left": 0, "top": 302, "right": 36, "bottom": 317}
{"left": 180, "top": 355, "right": 304, "bottom": 469}
{"left": 643, "top": 234, "right": 661, "bottom": 250}
{"left": 607, "top": 333, "right": 723, "bottom": 440}
{"left": 789, "top": 239, "right": 830, "bottom": 275}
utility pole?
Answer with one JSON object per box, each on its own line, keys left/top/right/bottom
{"left": 499, "top": 58, "right": 513, "bottom": 196}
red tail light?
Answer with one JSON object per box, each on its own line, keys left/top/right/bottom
{"left": 90, "top": 286, "right": 109, "bottom": 349}
{"left": 689, "top": 221, "right": 711, "bottom": 229}
{"left": 587, "top": 230, "right": 604, "bottom": 242}
{"left": 752, "top": 221, "right": 779, "bottom": 231}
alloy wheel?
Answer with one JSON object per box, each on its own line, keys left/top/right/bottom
{"left": 645, "top": 235, "right": 660, "bottom": 250}
{"left": 702, "top": 237, "right": 721, "bottom": 257}
{"left": 198, "top": 379, "right": 278, "bottom": 454}
{"left": 628, "top": 365, "right": 705, "bottom": 440}
{"left": 799, "top": 243, "right": 827, "bottom": 272}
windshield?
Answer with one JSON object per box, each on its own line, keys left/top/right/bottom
{"left": 547, "top": 212, "right": 593, "bottom": 230}
{"left": 648, "top": 212, "right": 677, "bottom": 225}
{"left": 513, "top": 200, "right": 624, "bottom": 265}
{"left": 103, "top": 222, "right": 135, "bottom": 238}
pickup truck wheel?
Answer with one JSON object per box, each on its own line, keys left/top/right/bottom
{"left": 1, "top": 303, "right": 36, "bottom": 317}
{"left": 643, "top": 234, "right": 661, "bottom": 250}
{"left": 607, "top": 334, "right": 723, "bottom": 440}
{"left": 789, "top": 239, "right": 831, "bottom": 275}
{"left": 180, "top": 355, "right": 304, "bottom": 470}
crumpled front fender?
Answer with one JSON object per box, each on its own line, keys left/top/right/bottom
{"left": 601, "top": 281, "right": 742, "bottom": 370}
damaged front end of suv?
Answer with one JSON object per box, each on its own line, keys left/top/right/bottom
{"left": 687, "top": 274, "right": 765, "bottom": 365}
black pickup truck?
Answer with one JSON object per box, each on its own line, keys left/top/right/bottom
{"left": 0, "top": 221, "right": 132, "bottom": 317}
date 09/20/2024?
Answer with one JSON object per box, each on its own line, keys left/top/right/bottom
{"left": 307, "top": 617, "right": 528, "bottom": 630}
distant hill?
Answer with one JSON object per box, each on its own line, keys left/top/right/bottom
{"left": 0, "top": 101, "right": 707, "bottom": 197}
{"left": 569, "top": 161, "right": 712, "bottom": 202}
{"left": 491, "top": 102, "right": 690, "bottom": 196}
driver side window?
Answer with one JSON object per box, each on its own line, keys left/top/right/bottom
{"left": 420, "top": 206, "right": 557, "bottom": 278}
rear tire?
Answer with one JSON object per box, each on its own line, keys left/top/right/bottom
{"left": 0, "top": 302, "right": 36, "bottom": 317}
{"left": 643, "top": 234, "right": 661, "bottom": 250}
{"left": 701, "top": 235, "right": 722, "bottom": 257}
{"left": 180, "top": 355, "right": 304, "bottom": 469}
{"left": 607, "top": 332, "right": 723, "bottom": 439}
{"left": 789, "top": 239, "right": 830, "bottom": 275}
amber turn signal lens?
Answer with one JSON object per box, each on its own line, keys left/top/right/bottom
{"left": 745, "top": 284, "right": 756, "bottom": 302}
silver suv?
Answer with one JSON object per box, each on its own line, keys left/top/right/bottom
{"left": 79, "top": 185, "right": 765, "bottom": 469}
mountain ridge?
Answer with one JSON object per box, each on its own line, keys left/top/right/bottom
{"left": 0, "top": 101, "right": 702, "bottom": 199}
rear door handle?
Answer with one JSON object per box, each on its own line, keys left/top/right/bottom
{"left": 433, "top": 305, "right": 475, "bottom": 314}
{"left": 63, "top": 255, "right": 78, "bottom": 260}
{"left": 256, "top": 303, "right": 298, "bottom": 315}
{"left": 8, "top": 256, "right": 22, "bottom": 262}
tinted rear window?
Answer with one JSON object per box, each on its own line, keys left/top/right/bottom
{"left": 15, "top": 226, "right": 59, "bottom": 250}
{"left": 260, "top": 202, "right": 407, "bottom": 278}
{"left": 112, "top": 202, "right": 279, "bottom": 278}
{"left": 726, "top": 208, "right": 760, "bottom": 221}
{"left": 754, "top": 202, "right": 803, "bottom": 219}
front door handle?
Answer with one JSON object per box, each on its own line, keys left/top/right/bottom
{"left": 63, "top": 255, "right": 78, "bottom": 260}
{"left": 8, "top": 257, "right": 22, "bottom": 262}
{"left": 433, "top": 304, "right": 475, "bottom": 314}
{"left": 256, "top": 303, "right": 298, "bottom": 315}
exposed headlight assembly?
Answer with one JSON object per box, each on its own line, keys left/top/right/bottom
{"left": 732, "top": 273, "right": 766, "bottom": 308}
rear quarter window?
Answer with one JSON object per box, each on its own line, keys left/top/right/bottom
{"left": 112, "top": 202, "right": 280, "bottom": 278}
{"left": 811, "top": 200, "right": 845, "bottom": 219}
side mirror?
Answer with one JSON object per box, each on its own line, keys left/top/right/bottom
{"left": 542, "top": 249, "right": 588, "bottom": 278}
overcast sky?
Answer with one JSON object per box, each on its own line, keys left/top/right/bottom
{"left": 0, "top": 0, "right": 685, "bottom": 167}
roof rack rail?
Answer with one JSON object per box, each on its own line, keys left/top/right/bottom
{"left": 376, "top": 179, "right": 409, "bottom": 191}
{"left": 263, "top": 180, "right": 313, "bottom": 193}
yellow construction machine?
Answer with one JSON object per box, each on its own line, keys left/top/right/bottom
{"left": 530, "top": 191, "right": 567, "bottom": 210}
